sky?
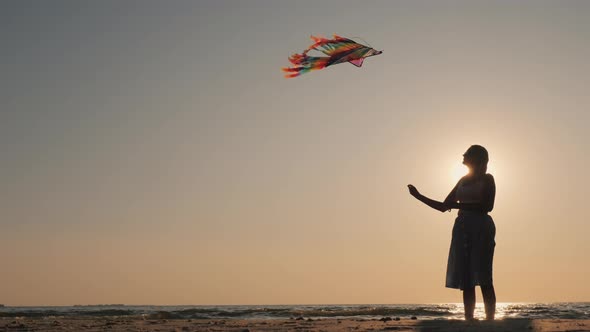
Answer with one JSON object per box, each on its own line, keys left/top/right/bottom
{"left": 2, "top": 1, "right": 590, "bottom": 306}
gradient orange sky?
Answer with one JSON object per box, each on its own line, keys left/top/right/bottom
{"left": 2, "top": 1, "right": 589, "bottom": 305}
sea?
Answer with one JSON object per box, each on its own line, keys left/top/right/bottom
{"left": 1, "top": 303, "right": 589, "bottom": 320}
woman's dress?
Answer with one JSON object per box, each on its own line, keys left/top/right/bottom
{"left": 445, "top": 178, "right": 496, "bottom": 290}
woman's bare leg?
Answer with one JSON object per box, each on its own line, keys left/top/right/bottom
{"left": 481, "top": 285, "right": 496, "bottom": 320}
{"left": 463, "top": 287, "right": 476, "bottom": 320}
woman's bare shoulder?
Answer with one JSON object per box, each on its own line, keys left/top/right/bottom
{"left": 484, "top": 173, "right": 496, "bottom": 188}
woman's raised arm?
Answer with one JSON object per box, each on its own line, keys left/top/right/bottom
{"left": 407, "top": 184, "right": 450, "bottom": 212}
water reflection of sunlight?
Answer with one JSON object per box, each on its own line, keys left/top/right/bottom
{"left": 445, "top": 302, "right": 515, "bottom": 320}
{"left": 495, "top": 302, "right": 517, "bottom": 320}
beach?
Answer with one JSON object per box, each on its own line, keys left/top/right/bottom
{"left": 2, "top": 303, "right": 590, "bottom": 331}
{"left": 2, "top": 317, "right": 589, "bottom": 332}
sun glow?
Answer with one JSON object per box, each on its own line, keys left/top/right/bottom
{"left": 451, "top": 163, "right": 469, "bottom": 183}
{"left": 451, "top": 161, "right": 498, "bottom": 183}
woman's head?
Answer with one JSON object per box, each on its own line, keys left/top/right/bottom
{"left": 462, "top": 145, "right": 489, "bottom": 175}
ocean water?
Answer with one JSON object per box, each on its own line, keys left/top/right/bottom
{"left": 0, "top": 303, "right": 588, "bottom": 320}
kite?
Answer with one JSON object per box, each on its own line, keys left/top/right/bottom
{"left": 282, "top": 35, "right": 383, "bottom": 78}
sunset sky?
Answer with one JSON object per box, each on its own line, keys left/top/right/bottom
{"left": 2, "top": 1, "right": 590, "bottom": 306}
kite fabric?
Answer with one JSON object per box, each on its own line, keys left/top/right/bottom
{"left": 282, "top": 35, "right": 382, "bottom": 78}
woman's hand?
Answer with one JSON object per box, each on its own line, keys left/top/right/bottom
{"left": 407, "top": 184, "right": 420, "bottom": 198}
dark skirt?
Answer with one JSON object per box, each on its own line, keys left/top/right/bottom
{"left": 446, "top": 211, "right": 496, "bottom": 290}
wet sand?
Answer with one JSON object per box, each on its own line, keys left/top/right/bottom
{"left": 2, "top": 317, "right": 589, "bottom": 331}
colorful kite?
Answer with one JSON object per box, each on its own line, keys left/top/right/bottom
{"left": 282, "top": 35, "right": 382, "bottom": 78}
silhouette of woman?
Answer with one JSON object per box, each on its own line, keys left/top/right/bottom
{"left": 407, "top": 145, "right": 496, "bottom": 320}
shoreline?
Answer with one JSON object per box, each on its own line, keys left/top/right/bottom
{"left": 2, "top": 317, "right": 589, "bottom": 331}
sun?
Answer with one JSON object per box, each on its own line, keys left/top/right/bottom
{"left": 451, "top": 163, "right": 469, "bottom": 182}
{"left": 451, "top": 161, "right": 497, "bottom": 183}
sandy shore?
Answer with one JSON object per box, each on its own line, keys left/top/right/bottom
{"left": 1, "top": 317, "right": 589, "bottom": 332}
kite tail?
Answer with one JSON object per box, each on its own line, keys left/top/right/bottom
{"left": 282, "top": 54, "right": 330, "bottom": 78}
{"left": 281, "top": 35, "right": 349, "bottom": 78}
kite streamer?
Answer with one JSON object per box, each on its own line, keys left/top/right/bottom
{"left": 282, "top": 35, "right": 382, "bottom": 78}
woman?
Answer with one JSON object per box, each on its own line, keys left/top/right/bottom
{"left": 407, "top": 145, "right": 496, "bottom": 320}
